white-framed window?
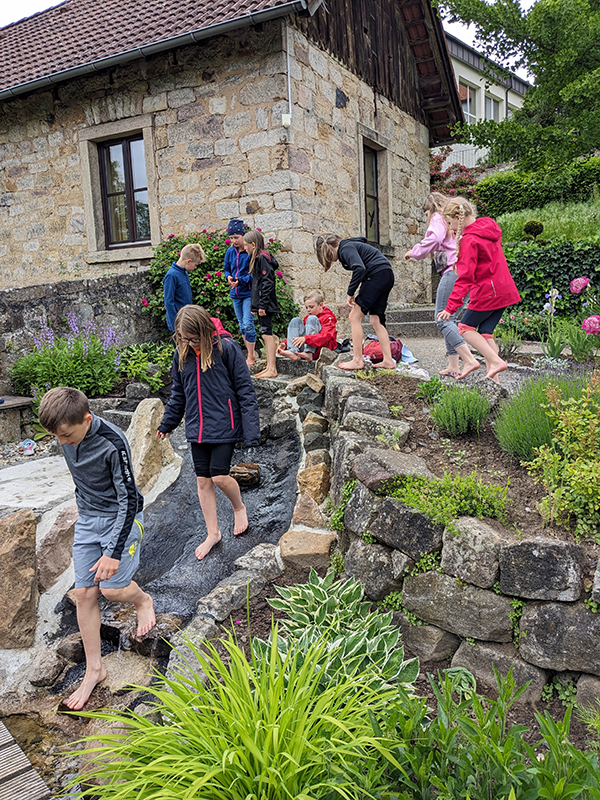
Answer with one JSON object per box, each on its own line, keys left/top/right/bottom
{"left": 459, "top": 82, "right": 477, "bottom": 124}
{"left": 79, "top": 115, "right": 160, "bottom": 264}
{"left": 485, "top": 96, "right": 500, "bottom": 122}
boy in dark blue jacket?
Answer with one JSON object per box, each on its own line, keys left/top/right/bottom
{"left": 163, "top": 243, "right": 206, "bottom": 332}
{"left": 223, "top": 219, "right": 257, "bottom": 366}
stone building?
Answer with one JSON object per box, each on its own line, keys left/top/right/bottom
{"left": 0, "top": 0, "right": 460, "bottom": 379}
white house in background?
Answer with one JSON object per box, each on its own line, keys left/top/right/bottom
{"left": 438, "top": 33, "right": 530, "bottom": 168}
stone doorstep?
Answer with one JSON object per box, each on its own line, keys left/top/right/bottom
{"left": 0, "top": 396, "right": 33, "bottom": 410}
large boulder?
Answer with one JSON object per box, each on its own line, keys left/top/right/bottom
{"left": 28, "top": 650, "right": 66, "bottom": 687}
{"left": 402, "top": 572, "right": 514, "bottom": 642}
{"left": 297, "top": 463, "right": 330, "bottom": 505}
{"left": 330, "top": 431, "right": 371, "bottom": 504}
{"left": 344, "top": 481, "right": 383, "bottom": 535}
{"left": 499, "top": 539, "right": 583, "bottom": 601}
{"left": 293, "top": 493, "right": 328, "bottom": 529}
{"left": 0, "top": 509, "right": 38, "bottom": 648}
{"left": 392, "top": 613, "right": 460, "bottom": 662}
{"left": 352, "top": 448, "right": 433, "bottom": 493}
{"left": 441, "top": 517, "right": 509, "bottom": 589}
{"left": 591, "top": 557, "right": 600, "bottom": 604}
{"left": 576, "top": 674, "right": 600, "bottom": 709}
{"left": 519, "top": 602, "right": 600, "bottom": 674}
{"left": 341, "top": 412, "right": 410, "bottom": 449}
{"left": 451, "top": 641, "right": 547, "bottom": 704}
{"left": 126, "top": 398, "right": 182, "bottom": 495}
{"left": 278, "top": 529, "right": 336, "bottom": 570}
{"left": 302, "top": 412, "right": 329, "bottom": 435}
{"left": 344, "top": 538, "right": 403, "bottom": 601}
{"left": 369, "top": 497, "right": 444, "bottom": 561}
{"left": 37, "top": 505, "right": 78, "bottom": 592}
{"left": 324, "top": 376, "right": 386, "bottom": 421}
{"left": 233, "top": 543, "right": 283, "bottom": 581}
{"left": 341, "top": 395, "right": 390, "bottom": 421}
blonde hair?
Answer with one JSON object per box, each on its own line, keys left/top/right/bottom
{"left": 174, "top": 305, "right": 222, "bottom": 372}
{"left": 38, "top": 387, "right": 90, "bottom": 433}
{"left": 243, "top": 230, "right": 265, "bottom": 273}
{"left": 180, "top": 243, "right": 206, "bottom": 263}
{"left": 441, "top": 197, "right": 477, "bottom": 257}
{"left": 422, "top": 192, "right": 449, "bottom": 215}
{"left": 315, "top": 234, "right": 342, "bottom": 272}
{"left": 304, "top": 289, "right": 324, "bottom": 305}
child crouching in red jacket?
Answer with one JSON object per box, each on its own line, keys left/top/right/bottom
{"left": 277, "top": 290, "right": 338, "bottom": 362}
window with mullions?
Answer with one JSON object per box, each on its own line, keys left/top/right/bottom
{"left": 364, "top": 145, "right": 379, "bottom": 243}
{"left": 99, "top": 136, "right": 150, "bottom": 248}
{"left": 459, "top": 82, "right": 477, "bottom": 125}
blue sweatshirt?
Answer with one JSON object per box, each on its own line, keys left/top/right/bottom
{"left": 223, "top": 246, "right": 252, "bottom": 299}
{"left": 61, "top": 414, "right": 144, "bottom": 560}
{"left": 163, "top": 262, "right": 193, "bottom": 331}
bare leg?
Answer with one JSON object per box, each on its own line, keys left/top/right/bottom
{"left": 455, "top": 342, "right": 480, "bottom": 379}
{"left": 195, "top": 476, "right": 223, "bottom": 560}
{"left": 102, "top": 582, "right": 156, "bottom": 637}
{"left": 244, "top": 337, "right": 257, "bottom": 367}
{"left": 440, "top": 354, "right": 460, "bottom": 377}
{"left": 460, "top": 330, "right": 506, "bottom": 382}
{"left": 213, "top": 474, "right": 248, "bottom": 535}
{"left": 66, "top": 585, "right": 106, "bottom": 710}
{"left": 370, "top": 314, "right": 395, "bottom": 369}
{"left": 339, "top": 303, "right": 365, "bottom": 369}
{"left": 256, "top": 334, "right": 277, "bottom": 378}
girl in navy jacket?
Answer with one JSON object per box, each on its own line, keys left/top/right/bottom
{"left": 245, "top": 229, "right": 279, "bottom": 379}
{"left": 157, "top": 305, "right": 260, "bottom": 561}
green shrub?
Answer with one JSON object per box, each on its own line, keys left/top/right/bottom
{"left": 430, "top": 386, "right": 491, "bottom": 436}
{"left": 416, "top": 375, "right": 445, "bottom": 405}
{"left": 493, "top": 371, "right": 590, "bottom": 462}
{"left": 384, "top": 470, "right": 510, "bottom": 528}
{"left": 523, "top": 219, "right": 544, "bottom": 238}
{"left": 561, "top": 320, "right": 600, "bottom": 362}
{"left": 144, "top": 230, "right": 300, "bottom": 342}
{"left": 119, "top": 342, "right": 174, "bottom": 391}
{"left": 475, "top": 157, "right": 600, "bottom": 218}
{"left": 10, "top": 314, "right": 121, "bottom": 398}
{"left": 498, "top": 195, "right": 600, "bottom": 244}
{"left": 495, "top": 324, "right": 522, "bottom": 361}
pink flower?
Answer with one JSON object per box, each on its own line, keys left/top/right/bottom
{"left": 256, "top": 227, "right": 262, "bottom": 231}
{"left": 141, "top": 298, "right": 149, "bottom": 307}
{"left": 225, "top": 238, "right": 231, "bottom": 244}
{"left": 202, "top": 229, "right": 207, "bottom": 233}
{"left": 582, "top": 315, "right": 600, "bottom": 335}
{"left": 500, "top": 319, "right": 504, "bottom": 324}
{"left": 276, "top": 270, "right": 283, "bottom": 277}
{"left": 510, "top": 314, "right": 515, "bottom": 320}
{"left": 214, "top": 245, "right": 219, "bottom": 250}
{"left": 570, "top": 276, "right": 591, "bottom": 294}
{"left": 201, "top": 291, "right": 206, "bottom": 295}
{"left": 206, "top": 273, "right": 212, "bottom": 279}
{"left": 168, "top": 234, "right": 175, "bottom": 239}
{"left": 215, "top": 271, "right": 222, "bottom": 277}
{"left": 269, "top": 238, "right": 274, "bottom": 242}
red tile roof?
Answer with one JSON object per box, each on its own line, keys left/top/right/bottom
{"left": 0, "top": 0, "right": 301, "bottom": 95}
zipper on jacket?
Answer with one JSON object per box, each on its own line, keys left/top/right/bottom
{"left": 228, "top": 398, "right": 234, "bottom": 429}
{"left": 196, "top": 354, "right": 203, "bottom": 443}
{"left": 491, "top": 279, "right": 497, "bottom": 297}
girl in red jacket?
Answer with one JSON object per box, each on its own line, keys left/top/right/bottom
{"left": 277, "top": 290, "right": 338, "bottom": 362}
{"left": 437, "top": 198, "right": 520, "bottom": 383}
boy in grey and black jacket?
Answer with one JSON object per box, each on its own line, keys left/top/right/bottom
{"left": 39, "top": 387, "right": 155, "bottom": 712}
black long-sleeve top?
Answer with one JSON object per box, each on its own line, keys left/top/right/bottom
{"left": 338, "top": 237, "right": 394, "bottom": 297}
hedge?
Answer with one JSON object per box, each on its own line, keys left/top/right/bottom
{"left": 476, "top": 157, "right": 600, "bottom": 218}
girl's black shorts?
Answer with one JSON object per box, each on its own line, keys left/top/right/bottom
{"left": 258, "top": 312, "right": 274, "bottom": 336}
{"left": 190, "top": 441, "right": 236, "bottom": 478}
{"left": 460, "top": 307, "right": 505, "bottom": 335}
{"left": 355, "top": 269, "right": 395, "bottom": 327}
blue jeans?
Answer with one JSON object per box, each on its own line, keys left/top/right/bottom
{"left": 435, "top": 270, "right": 466, "bottom": 356}
{"left": 231, "top": 296, "right": 256, "bottom": 343}
{"left": 287, "top": 315, "right": 321, "bottom": 353}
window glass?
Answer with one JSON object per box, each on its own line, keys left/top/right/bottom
{"left": 108, "top": 194, "right": 129, "bottom": 243}
{"left": 130, "top": 139, "right": 147, "bottom": 190}
{"left": 134, "top": 190, "right": 151, "bottom": 240}
{"left": 100, "top": 135, "right": 149, "bottom": 247}
{"left": 106, "top": 144, "right": 126, "bottom": 193}
{"left": 459, "top": 83, "right": 477, "bottom": 124}
{"left": 363, "top": 145, "right": 379, "bottom": 243}
{"left": 485, "top": 96, "right": 500, "bottom": 122}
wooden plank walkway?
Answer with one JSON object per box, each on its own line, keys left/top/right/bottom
{"left": 0, "top": 721, "right": 51, "bottom": 800}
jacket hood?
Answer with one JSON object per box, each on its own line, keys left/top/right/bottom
{"left": 463, "top": 217, "right": 502, "bottom": 242}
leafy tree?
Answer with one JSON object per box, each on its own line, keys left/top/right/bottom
{"left": 437, "top": 0, "right": 600, "bottom": 170}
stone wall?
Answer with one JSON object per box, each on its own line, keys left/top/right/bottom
{"left": 0, "top": 20, "right": 431, "bottom": 307}
{"left": 0, "top": 272, "right": 162, "bottom": 393}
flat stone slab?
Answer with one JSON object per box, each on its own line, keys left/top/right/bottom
{"left": 519, "top": 602, "right": 600, "bottom": 675}
{"left": 499, "top": 539, "right": 583, "bottom": 601}
{"left": 341, "top": 411, "right": 410, "bottom": 448}
{"left": 0, "top": 396, "right": 33, "bottom": 409}
{"left": 352, "top": 448, "right": 433, "bottom": 493}
{"left": 0, "top": 456, "right": 74, "bottom": 511}
{"left": 451, "top": 641, "right": 547, "bottom": 704}
{"left": 278, "top": 529, "right": 336, "bottom": 570}
{"left": 441, "top": 517, "right": 509, "bottom": 589}
{"left": 402, "top": 572, "right": 514, "bottom": 642}
{"left": 341, "top": 395, "right": 390, "bottom": 421}
{"left": 369, "top": 497, "right": 444, "bottom": 560}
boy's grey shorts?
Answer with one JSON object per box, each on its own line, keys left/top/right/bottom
{"left": 73, "top": 512, "right": 144, "bottom": 589}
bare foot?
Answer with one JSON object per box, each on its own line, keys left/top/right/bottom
{"left": 65, "top": 666, "right": 107, "bottom": 711}
{"left": 195, "top": 531, "right": 222, "bottom": 561}
{"left": 487, "top": 359, "right": 508, "bottom": 381}
{"left": 457, "top": 361, "right": 480, "bottom": 380}
{"left": 233, "top": 504, "right": 249, "bottom": 535}
{"left": 439, "top": 370, "right": 460, "bottom": 379}
{"left": 278, "top": 348, "right": 299, "bottom": 361}
{"left": 373, "top": 360, "right": 396, "bottom": 369}
{"left": 256, "top": 370, "right": 278, "bottom": 379}
{"left": 338, "top": 359, "right": 365, "bottom": 370}
{"left": 246, "top": 357, "right": 257, "bottom": 367}
{"left": 296, "top": 351, "right": 313, "bottom": 361}
{"left": 136, "top": 593, "right": 156, "bottom": 637}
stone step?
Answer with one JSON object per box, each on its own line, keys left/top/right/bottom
{"left": 102, "top": 409, "right": 134, "bottom": 431}
{"left": 363, "top": 320, "right": 442, "bottom": 338}
{"left": 387, "top": 306, "right": 436, "bottom": 323}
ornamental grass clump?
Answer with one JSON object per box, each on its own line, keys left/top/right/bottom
{"left": 430, "top": 385, "right": 491, "bottom": 437}
{"left": 494, "top": 370, "right": 590, "bottom": 462}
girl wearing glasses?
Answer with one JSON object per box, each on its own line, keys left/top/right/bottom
{"left": 157, "top": 305, "right": 260, "bottom": 560}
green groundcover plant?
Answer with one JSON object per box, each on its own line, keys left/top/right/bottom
{"left": 144, "top": 230, "right": 300, "bottom": 343}
{"left": 430, "top": 386, "right": 491, "bottom": 437}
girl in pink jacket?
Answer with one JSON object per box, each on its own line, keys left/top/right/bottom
{"left": 405, "top": 193, "right": 478, "bottom": 378}
{"left": 437, "top": 198, "right": 521, "bottom": 383}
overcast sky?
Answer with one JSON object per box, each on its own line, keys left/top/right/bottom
{"left": 0, "top": 0, "right": 529, "bottom": 79}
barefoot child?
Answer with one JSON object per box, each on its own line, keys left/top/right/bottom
{"left": 245, "top": 230, "right": 279, "bottom": 379}
{"left": 38, "top": 387, "right": 155, "bottom": 710}
{"left": 315, "top": 234, "right": 395, "bottom": 370}
{"left": 405, "top": 193, "right": 479, "bottom": 379}
{"left": 277, "top": 290, "right": 338, "bottom": 362}
{"left": 437, "top": 198, "right": 521, "bottom": 382}
{"left": 224, "top": 219, "right": 257, "bottom": 366}
{"left": 157, "top": 305, "right": 260, "bottom": 560}
{"left": 163, "top": 243, "right": 206, "bottom": 333}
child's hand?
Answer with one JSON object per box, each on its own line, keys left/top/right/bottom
{"left": 437, "top": 310, "right": 451, "bottom": 321}
{"left": 404, "top": 250, "right": 413, "bottom": 260}
{"left": 156, "top": 431, "right": 170, "bottom": 439}
{"left": 258, "top": 309, "right": 266, "bottom": 316}
{"left": 91, "top": 554, "right": 120, "bottom": 583}
{"left": 346, "top": 296, "right": 355, "bottom": 307}
{"left": 227, "top": 276, "right": 238, "bottom": 287}
{"left": 292, "top": 336, "right": 306, "bottom": 347}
